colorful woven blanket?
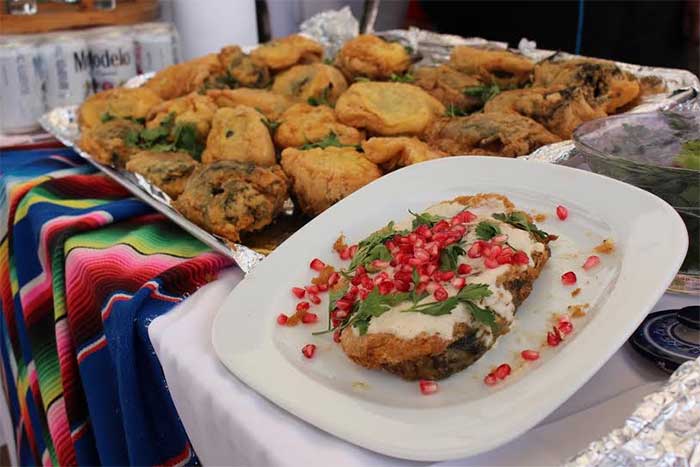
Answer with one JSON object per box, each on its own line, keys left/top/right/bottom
{"left": 0, "top": 148, "right": 232, "bottom": 466}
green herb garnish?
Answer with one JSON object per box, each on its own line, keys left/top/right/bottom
{"left": 475, "top": 221, "right": 501, "bottom": 240}
{"left": 409, "top": 209, "right": 445, "bottom": 229}
{"left": 444, "top": 104, "right": 470, "bottom": 117}
{"left": 348, "top": 221, "right": 406, "bottom": 271}
{"left": 492, "top": 211, "right": 548, "bottom": 241}
{"left": 464, "top": 83, "right": 501, "bottom": 104}
{"left": 439, "top": 243, "right": 466, "bottom": 272}
{"left": 390, "top": 73, "right": 414, "bottom": 83}
{"left": 260, "top": 116, "right": 280, "bottom": 133}
{"left": 100, "top": 112, "right": 115, "bottom": 123}
{"left": 674, "top": 139, "right": 700, "bottom": 170}
{"left": 300, "top": 132, "right": 344, "bottom": 150}
{"left": 123, "top": 112, "right": 202, "bottom": 160}
{"left": 307, "top": 85, "right": 332, "bottom": 107}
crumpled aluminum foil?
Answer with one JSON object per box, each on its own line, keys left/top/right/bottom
{"left": 299, "top": 6, "right": 358, "bottom": 59}
{"left": 567, "top": 357, "right": 700, "bottom": 467}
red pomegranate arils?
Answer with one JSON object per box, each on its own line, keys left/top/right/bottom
{"left": 457, "top": 263, "right": 472, "bottom": 275}
{"left": 433, "top": 220, "right": 450, "bottom": 232}
{"left": 492, "top": 234, "right": 508, "bottom": 244}
{"left": 484, "top": 258, "right": 499, "bottom": 269}
{"left": 484, "top": 373, "right": 498, "bottom": 386}
{"left": 276, "top": 314, "right": 288, "bottom": 325}
{"left": 395, "top": 280, "right": 410, "bottom": 292}
{"left": 333, "top": 330, "right": 342, "bottom": 343}
{"left": 419, "top": 380, "right": 438, "bottom": 395}
{"left": 335, "top": 299, "right": 352, "bottom": 311}
{"left": 348, "top": 245, "right": 358, "bottom": 258}
{"left": 339, "top": 248, "right": 351, "bottom": 260}
{"left": 309, "top": 294, "right": 321, "bottom": 305}
{"left": 494, "top": 363, "right": 511, "bottom": 380}
{"left": 433, "top": 287, "right": 448, "bottom": 301}
{"left": 521, "top": 349, "right": 540, "bottom": 361}
{"left": 557, "top": 319, "right": 573, "bottom": 335}
{"left": 583, "top": 255, "right": 600, "bottom": 270}
{"left": 556, "top": 205, "right": 569, "bottom": 221}
{"left": 305, "top": 285, "right": 320, "bottom": 295}
{"left": 512, "top": 251, "right": 529, "bottom": 265}
{"left": 439, "top": 270, "right": 455, "bottom": 281}
{"left": 310, "top": 258, "right": 325, "bottom": 271}
{"left": 451, "top": 277, "right": 466, "bottom": 289}
{"left": 359, "top": 289, "right": 370, "bottom": 300}
{"left": 467, "top": 242, "right": 482, "bottom": 258}
{"left": 301, "top": 344, "right": 316, "bottom": 359}
{"left": 291, "top": 287, "right": 306, "bottom": 299}
{"left": 302, "top": 313, "right": 318, "bottom": 324}
{"left": 296, "top": 301, "right": 310, "bottom": 312}
{"left": 318, "top": 283, "right": 328, "bottom": 292}
{"left": 547, "top": 327, "right": 562, "bottom": 346}
{"left": 332, "top": 309, "right": 348, "bottom": 320}
{"left": 371, "top": 259, "right": 390, "bottom": 270}
{"left": 496, "top": 253, "right": 513, "bottom": 264}
{"left": 378, "top": 280, "right": 395, "bottom": 295}
{"left": 488, "top": 245, "right": 502, "bottom": 258}
{"left": 561, "top": 271, "right": 577, "bottom": 285}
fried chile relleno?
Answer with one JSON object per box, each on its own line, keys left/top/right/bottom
{"left": 174, "top": 161, "right": 289, "bottom": 242}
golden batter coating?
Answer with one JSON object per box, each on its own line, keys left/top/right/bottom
{"left": 412, "top": 65, "right": 484, "bottom": 113}
{"left": 334, "top": 34, "right": 411, "bottom": 80}
{"left": 206, "top": 88, "right": 293, "bottom": 121}
{"left": 361, "top": 136, "right": 446, "bottom": 171}
{"left": 274, "top": 103, "right": 364, "bottom": 149}
{"left": 250, "top": 34, "right": 324, "bottom": 71}
{"left": 335, "top": 82, "right": 445, "bottom": 136}
{"left": 448, "top": 46, "right": 534, "bottom": 88}
{"left": 144, "top": 54, "right": 223, "bottom": 100}
{"left": 280, "top": 146, "right": 382, "bottom": 216}
{"left": 271, "top": 63, "right": 348, "bottom": 106}
{"left": 125, "top": 151, "right": 198, "bottom": 200}
{"left": 78, "top": 118, "right": 143, "bottom": 167}
{"left": 146, "top": 92, "right": 218, "bottom": 141}
{"left": 532, "top": 58, "right": 641, "bottom": 113}
{"left": 216, "top": 45, "right": 271, "bottom": 88}
{"left": 78, "top": 87, "right": 162, "bottom": 129}
{"left": 483, "top": 87, "right": 607, "bottom": 139}
{"left": 201, "top": 106, "right": 276, "bottom": 166}
{"left": 424, "top": 112, "right": 560, "bottom": 157}
{"left": 174, "top": 161, "right": 289, "bottom": 242}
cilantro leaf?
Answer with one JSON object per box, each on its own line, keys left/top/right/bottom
{"left": 444, "top": 104, "right": 470, "bottom": 117}
{"left": 172, "top": 123, "right": 204, "bottom": 160}
{"left": 464, "top": 301, "right": 498, "bottom": 334}
{"left": 260, "top": 116, "right": 280, "bottom": 133}
{"left": 100, "top": 112, "right": 115, "bottom": 123}
{"left": 493, "top": 211, "right": 548, "bottom": 241}
{"left": 463, "top": 83, "right": 501, "bottom": 105}
{"left": 409, "top": 209, "right": 445, "bottom": 229}
{"left": 390, "top": 73, "right": 414, "bottom": 83}
{"left": 299, "top": 132, "right": 360, "bottom": 151}
{"left": 307, "top": 85, "right": 333, "bottom": 107}
{"left": 439, "top": 244, "right": 466, "bottom": 272}
{"left": 348, "top": 221, "right": 405, "bottom": 271}
{"left": 475, "top": 221, "right": 501, "bottom": 240}
{"left": 455, "top": 283, "right": 492, "bottom": 301}
{"left": 352, "top": 288, "right": 411, "bottom": 335}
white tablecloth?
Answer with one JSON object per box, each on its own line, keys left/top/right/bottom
{"left": 149, "top": 268, "right": 696, "bottom": 466}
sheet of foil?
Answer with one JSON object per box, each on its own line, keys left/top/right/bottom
{"left": 567, "top": 357, "right": 700, "bottom": 467}
{"left": 39, "top": 18, "right": 699, "bottom": 274}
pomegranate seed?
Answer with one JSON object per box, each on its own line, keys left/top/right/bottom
{"left": 457, "top": 264, "right": 472, "bottom": 275}
{"left": 459, "top": 210, "right": 477, "bottom": 223}
{"left": 335, "top": 299, "right": 352, "bottom": 311}
{"left": 359, "top": 289, "right": 370, "bottom": 300}
{"left": 291, "top": 287, "right": 306, "bottom": 299}
{"left": 276, "top": 314, "right": 288, "bottom": 325}
{"left": 309, "top": 294, "right": 321, "bottom": 305}
{"left": 348, "top": 285, "right": 359, "bottom": 296}
{"left": 427, "top": 243, "right": 439, "bottom": 257}
{"left": 360, "top": 276, "right": 373, "bottom": 289}
{"left": 301, "top": 344, "right": 316, "bottom": 359}
{"left": 408, "top": 257, "right": 423, "bottom": 266}
{"left": 356, "top": 266, "right": 366, "bottom": 276}
{"left": 484, "top": 373, "right": 498, "bottom": 386}
{"left": 415, "top": 283, "right": 427, "bottom": 294}
{"left": 439, "top": 270, "right": 455, "bottom": 281}
{"left": 424, "top": 263, "right": 438, "bottom": 276}
{"left": 513, "top": 251, "right": 529, "bottom": 265}
{"left": 484, "top": 258, "right": 499, "bottom": 269}
{"left": 331, "top": 318, "right": 341, "bottom": 327}
{"left": 468, "top": 242, "right": 482, "bottom": 258}
{"left": 348, "top": 245, "right": 358, "bottom": 258}
{"left": 561, "top": 271, "right": 577, "bottom": 285}
{"left": 414, "top": 249, "right": 430, "bottom": 262}
{"left": 333, "top": 330, "right": 342, "bottom": 343}
{"left": 451, "top": 224, "right": 467, "bottom": 236}
{"left": 339, "top": 248, "right": 351, "bottom": 260}
{"left": 302, "top": 313, "right": 318, "bottom": 324}
{"left": 433, "top": 220, "right": 450, "bottom": 232}
{"left": 583, "top": 255, "right": 600, "bottom": 270}
{"left": 328, "top": 272, "right": 340, "bottom": 286}
{"left": 433, "top": 287, "right": 448, "bottom": 301}
{"left": 494, "top": 363, "right": 511, "bottom": 380}
{"left": 395, "top": 280, "right": 410, "bottom": 292}
{"left": 489, "top": 245, "right": 502, "bottom": 259}
{"left": 371, "top": 259, "right": 390, "bottom": 270}
{"left": 415, "top": 225, "right": 431, "bottom": 238}
{"left": 310, "top": 258, "right": 325, "bottom": 271}
{"left": 419, "top": 273, "right": 430, "bottom": 284}
{"left": 296, "top": 301, "right": 310, "bottom": 312}
{"left": 378, "top": 281, "right": 395, "bottom": 295}
{"left": 556, "top": 205, "right": 569, "bottom": 221}
{"left": 451, "top": 277, "right": 466, "bottom": 289}
{"left": 332, "top": 309, "right": 348, "bottom": 320}
{"left": 557, "top": 319, "right": 573, "bottom": 335}
{"left": 319, "top": 283, "right": 329, "bottom": 291}
{"left": 547, "top": 327, "right": 562, "bottom": 346}
{"left": 521, "top": 349, "right": 540, "bottom": 361}
{"left": 492, "top": 234, "right": 508, "bottom": 243}
{"left": 350, "top": 275, "right": 362, "bottom": 286}
{"left": 386, "top": 240, "right": 397, "bottom": 251}
{"left": 419, "top": 380, "right": 439, "bottom": 395}
{"left": 306, "top": 285, "right": 320, "bottom": 295}
{"left": 496, "top": 253, "right": 513, "bottom": 264}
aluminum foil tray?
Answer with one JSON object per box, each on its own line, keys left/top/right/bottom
{"left": 39, "top": 27, "right": 699, "bottom": 274}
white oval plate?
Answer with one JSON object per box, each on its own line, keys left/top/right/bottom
{"left": 212, "top": 157, "right": 687, "bottom": 461}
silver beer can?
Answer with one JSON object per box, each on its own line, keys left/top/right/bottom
{"left": 87, "top": 28, "right": 137, "bottom": 92}
{"left": 133, "top": 22, "right": 181, "bottom": 74}
{"left": 0, "top": 37, "right": 45, "bottom": 134}
{"left": 38, "top": 32, "right": 93, "bottom": 109}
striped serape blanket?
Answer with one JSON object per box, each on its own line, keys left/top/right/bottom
{"left": 0, "top": 148, "right": 232, "bottom": 465}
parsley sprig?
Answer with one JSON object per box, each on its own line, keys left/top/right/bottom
{"left": 124, "top": 112, "right": 203, "bottom": 160}
{"left": 390, "top": 73, "right": 414, "bottom": 83}
{"left": 492, "top": 212, "right": 548, "bottom": 241}
{"left": 348, "top": 221, "right": 407, "bottom": 271}
{"left": 475, "top": 221, "right": 501, "bottom": 240}
{"left": 307, "top": 85, "right": 332, "bottom": 107}
{"left": 299, "top": 132, "right": 361, "bottom": 151}
{"left": 463, "top": 83, "right": 501, "bottom": 105}
{"left": 444, "top": 104, "right": 470, "bottom": 117}
{"left": 409, "top": 210, "right": 445, "bottom": 229}
{"left": 439, "top": 243, "right": 465, "bottom": 271}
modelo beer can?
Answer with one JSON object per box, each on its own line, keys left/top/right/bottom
{"left": 87, "top": 28, "right": 137, "bottom": 92}
{"left": 0, "top": 37, "right": 45, "bottom": 134}
{"left": 38, "top": 32, "right": 92, "bottom": 109}
{"left": 133, "top": 22, "right": 181, "bottom": 74}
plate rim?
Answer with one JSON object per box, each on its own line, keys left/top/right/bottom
{"left": 211, "top": 156, "right": 688, "bottom": 461}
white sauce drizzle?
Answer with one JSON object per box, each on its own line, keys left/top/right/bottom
{"left": 359, "top": 200, "right": 545, "bottom": 341}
